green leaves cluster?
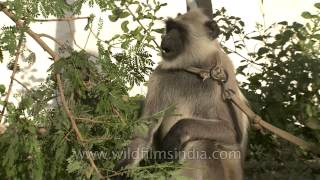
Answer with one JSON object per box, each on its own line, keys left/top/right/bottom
{"left": 0, "top": 0, "right": 168, "bottom": 179}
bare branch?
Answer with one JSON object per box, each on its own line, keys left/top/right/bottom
{"left": 0, "top": 34, "right": 24, "bottom": 123}
{"left": 34, "top": 16, "right": 90, "bottom": 22}
{"left": 76, "top": 117, "right": 111, "bottom": 124}
{"left": 83, "top": 136, "right": 113, "bottom": 142}
{"left": 13, "top": 78, "right": 31, "bottom": 92}
{"left": 112, "top": 107, "right": 125, "bottom": 123}
{"left": 38, "top": 33, "right": 65, "bottom": 47}
{"left": 65, "top": 21, "right": 99, "bottom": 59}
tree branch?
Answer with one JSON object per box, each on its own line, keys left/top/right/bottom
{"left": 124, "top": 4, "right": 161, "bottom": 49}
{"left": 0, "top": 34, "right": 24, "bottom": 123}
{"left": 38, "top": 33, "right": 66, "bottom": 47}
{"left": 0, "top": 4, "right": 104, "bottom": 179}
{"left": 76, "top": 117, "right": 110, "bottom": 124}
{"left": 66, "top": 20, "right": 99, "bottom": 59}
{"left": 34, "top": 16, "right": 90, "bottom": 22}
{"left": 13, "top": 78, "right": 31, "bottom": 92}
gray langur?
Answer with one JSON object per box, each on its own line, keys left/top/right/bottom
{"left": 113, "top": 8, "right": 249, "bottom": 180}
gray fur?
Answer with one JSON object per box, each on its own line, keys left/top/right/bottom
{"left": 114, "top": 9, "right": 249, "bottom": 180}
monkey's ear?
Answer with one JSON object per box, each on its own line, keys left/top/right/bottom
{"left": 205, "top": 20, "right": 220, "bottom": 39}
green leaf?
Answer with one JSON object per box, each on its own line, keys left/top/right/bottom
{"left": 278, "top": 21, "right": 288, "bottom": 25}
{"left": 119, "top": 11, "right": 130, "bottom": 18}
{"left": 67, "top": 160, "right": 82, "bottom": 173}
{"left": 297, "top": 32, "right": 306, "bottom": 40}
{"left": 251, "top": 36, "right": 264, "bottom": 41}
{"left": 121, "top": 20, "right": 129, "bottom": 33}
{"left": 152, "top": 28, "right": 164, "bottom": 34}
{"left": 121, "top": 41, "right": 130, "bottom": 49}
{"left": 312, "top": 34, "right": 320, "bottom": 40}
{"left": 136, "top": 5, "right": 142, "bottom": 13}
{"left": 26, "top": 52, "right": 36, "bottom": 64}
{"left": 314, "top": 3, "right": 320, "bottom": 9}
{"left": 301, "top": 11, "right": 312, "bottom": 19}
{"left": 283, "top": 30, "right": 294, "bottom": 40}
{"left": 257, "top": 47, "right": 269, "bottom": 55}
{"left": 239, "top": 20, "right": 245, "bottom": 26}
{"left": 292, "top": 22, "right": 303, "bottom": 29}
{"left": 108, "top": 15, "right": 119, "bottom": 22}
{"left": 0, "top": 84, "right": 5, "bottom": 94}
{"left": 160, "top": 3, "right": 168, "bottom": 7}
{"left": 0, "top": 48, "right": 3, "bottom": 62}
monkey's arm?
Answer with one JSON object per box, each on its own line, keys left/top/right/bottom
{"left": 162, "top": 118, "right": 237, "bottom": 151}
{"left": 113, "top": 76, "right": 167, "bottom": 173}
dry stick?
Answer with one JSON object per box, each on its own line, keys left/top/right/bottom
{"left": 230, "top": 95, "right": 320, "bottom": 155}
{"left": 34, "top": 16, "right": 90, "bottom": 22}
{"left": 38, "top": 33, "right": 66, "bottom": 47}
{"left": 67, "top": 20, "right": 81, "bottom": 49}
{"left": 13, "top": 78, "right": 31, "bottom": 92}
{"left": 0, "top": 6, "right": 104, "bottom": 179}
{"left": 0, "top": 35, "right": 23, "bottom": 123}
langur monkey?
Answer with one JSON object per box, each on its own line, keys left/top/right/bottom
{"left": 114, "top": 8, "right": 249, "bottom": 180}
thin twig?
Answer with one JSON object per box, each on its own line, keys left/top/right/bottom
{"left": 67, "top": 20, "right": 82, "bottom": 50}
{"left": 83, "top": 136, "right": 113, "bottom": 142}
{"left": 112, "top": 107, "right": 125, "bottom": 123}
{"left": 84, "top": 28, "right": 92, "bottom": 49}
{"left": 0, "top": 4, "right": 104, "bottom": 179}
{"left": 75, "top": 117, "right": 110, "bottom": 124}
{"left": 225, "top": 46, "right": 263, "bottom": 67}
{"left": 13, "top": 78, "right": 31, "bottom": 92}
{"left": 124, "top": 4, "right": 161, "bottom": 49}
{"left": 34, "top": 16, "right": 90, "bottom": 22}
{"left": 67, "top": 21, "right": 99, "bottom": 59}
{"left": 38, "top": 32, "right": 98, "bottom": 59}
{"left": 0, "top": 34, "right": 24, "bottom": 123}
{"left": 38, "top": 33, "right": 65, "bottom": 47}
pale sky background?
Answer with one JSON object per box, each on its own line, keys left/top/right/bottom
{"left": 0, "top": 0, "right": 319, "bottom": 121}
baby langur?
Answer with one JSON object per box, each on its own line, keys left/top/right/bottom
{"left": 113, "top": 8, "right": 249, "bottom": 180}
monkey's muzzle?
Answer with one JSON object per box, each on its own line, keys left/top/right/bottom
{"left": 160, "top": 29, "right": 184, "bottom": 60}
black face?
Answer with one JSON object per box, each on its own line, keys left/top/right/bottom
{"left": 160, "top": 18, "right": 220, "bottom": 60}
{"left": 161, "top": 18, "right": 188, "bottom": 60}
{"left": 205, "top": 20, "right": 220, "bottom": 40}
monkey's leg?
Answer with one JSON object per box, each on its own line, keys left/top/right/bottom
{"left": 218, "top": 144, "right": 243, "bottom": 180}
{"left": 161, "top": 118, "right": 237, "bottom": 152}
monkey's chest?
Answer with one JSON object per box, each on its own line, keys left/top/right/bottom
{"left": 156, "top": 71, "right": 229, "bottom": 139}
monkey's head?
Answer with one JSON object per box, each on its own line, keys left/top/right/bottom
{"left": 160, "top": 8, "right": 220, "bottom": 69}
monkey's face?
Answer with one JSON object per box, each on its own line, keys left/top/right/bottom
{"left": 161, "top": 18, "right": 188, "bottom": 60}
{"left": 160, "top": 9, "right": 220, "bottom": 62}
